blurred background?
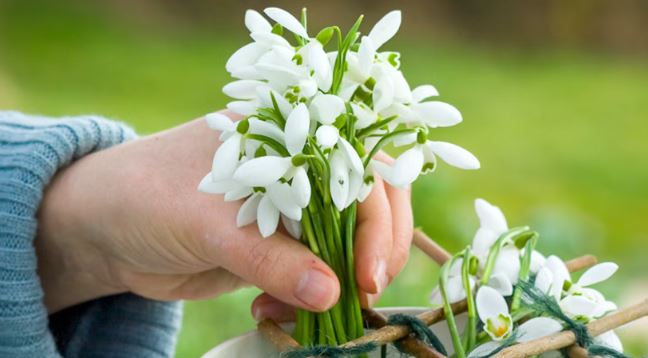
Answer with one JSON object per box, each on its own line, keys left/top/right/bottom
{"left": 1, "top": 0, "right": 647, "bottom": 356}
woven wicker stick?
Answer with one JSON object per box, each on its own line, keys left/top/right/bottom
{"left": 412, "top": 229, "right": 452, "bottom": 265}
{"left": 257, "top": 319, "right": 301, "bottom": 352}
{"left": 496, "top": 298, "right": 648, "bottom": 358}
{"left": 362, "top": 308, "right": 446, "bottom": 358}
{"left": 340, "top": 255, "right": 598, "bottom": 351}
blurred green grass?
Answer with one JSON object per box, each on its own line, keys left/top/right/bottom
{"left": 1, "top": 1, "right": 647, "bottom": 356}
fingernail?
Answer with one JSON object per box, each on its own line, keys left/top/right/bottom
{"left": 295, "top": 269, "right": 337, "bottom": 310}
{"left": 372, "top": 259, "right": 388, "bottom": 294}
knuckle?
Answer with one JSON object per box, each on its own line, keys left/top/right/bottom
{"left": 247, "top": 240, "right": 282, "bottom": 281}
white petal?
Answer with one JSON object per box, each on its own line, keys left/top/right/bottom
{"left": 412, "top": 101, "right": 462, "bottom": 127}
{"left": 245, "top": 9, "right": 272, "bottom": 33}
{"left": 224, "top": 186, "right": 253, "bottom": 202}
{"left": 594, "top": 331, "right": 623, "bottom": 352}
{"left": 256, "top": 87, "right": 292, "bottom": 118}
{"left": 233, "top": 156, "right": 291, "bottom": 187}
{"left": 198, "top": 173, "right": 237, "bottom": 194}
{"left": 593, "top": 300, "right": 617, "bottom": 318}
{"left": 285, "top": 103, "right": 310, "bottom": 155}
{"left": 223, "top": 80, "right": 265, "bottom": 99}
{"left": 237, "top": 194, "right": 261, "bottom": 227}
{"left": 472, "top": 228, "right": 499, "bottom": 256}
{"left": 546, "top": 255, "right": 571, "bottom": 300}
{"left": 357, "top": 179, "right": 373, "bottom": 202}
{"left": 427, "top": 141, "right": 480, "bottom": 170}
{"left": 309, "top": 94, "right": 345, "bottom": 124}
{"left": 577, "top": 262, "right": 618, "bottom": 287}
{"left": 211, "top": 134, "right": 242, "bottom": 181}
{"left": 391, "top": 70, "right": 412, "bottom": 103}
{"left": 338, "top": 137, "right": 364, "bottom": 174}
{"left": 250, "top": 32, "right": 292, "bottom": 48}
{"left": 535, "top": 267, "right": 554, "bottom": 294}
{"left": 488, "top": 273, "right": 514, "bottom": 297}
{"left": 291, "top": 167, "right": 311, "bottom": 208}
{"left": 530, "top": 250, "right": 547, "bottom": 274}
{"left": 429, "top": 286, "right": 443, "bottom": 306}
{"left": 368, "top": 10, "right": 401, "bottom": 49}
{"left": 264, "top": 7, "right": 308, "bottom": 38}
{"left": 468, "top": 341, "right": 501, "bottom": 358}
{"left": 411, "top": 84, "right": 439, "bottom": 102}
{"left": 267, "top": 182, "right": 302, "bottom": 221}
{"left": 474, "top": 198, "right": 508, "bottom": 235}
{"left": 373, "top": 77, "right": 394, "bottom": 113}
{"left": 392, "top": 132, "right": 418, "bottom": 147}
{"left": 205, "top": 112, "right": 235, "bottom": 132}
{"left": 281, "top": 215, "right": 302, "bottom": 239}
{"left": 476, "top": 286, "right": 509, "bottom": 323}
{"left": 350, "top": 102, "right": 377, "bottom": 129}
{"left": 226, "top": 42, "right": 267, "bottom": 75}
{"left": 227, "top": 100, "right": 257, "bottom": 116}
{"left": 445, "top": 275, "right": 474, "bottom": 303}
{"left": 248, "top": 118, "right": 285, "bottom": 145}
{"left": 330, "top": 150, "right": 350, "bottom": 211}
{"left": 517, "top": 317, "right": 563, "bottom": 342}
{"left": 358, "top": 36, "right": 375, "bottom": 77}
{"left": 390, "top": 147, "right": 424, "bottom": 187}
{"left": 308, "top": 42, "right": 332, "bottom": 91}
{"left": 315, "top": 125, "right": 339, "bottom": 148}
{"left": 371, "top": 159, "right": 396, "bottom": 186}
{"left": 257, "top": 195, "right": 280, "bottom": 238}
{"left": 493, "top": 247, "right": 521, "bottom": 285}
{"left": 346, "top": 170, "right": 363, "bottom": 207}
{"left": 560, "top": 295, "right": 599, "bottom": 319}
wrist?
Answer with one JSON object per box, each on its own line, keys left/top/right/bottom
{"left": 36, "top": 153, "right": 127, "bottom": 313}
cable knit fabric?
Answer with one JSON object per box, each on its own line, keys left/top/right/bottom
{"left": 0, "top": 111, "right": 182, "bottom": 357}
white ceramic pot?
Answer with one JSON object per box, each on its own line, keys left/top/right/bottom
{"left": 202, "top": 307, "right": 465, "bottom": 357}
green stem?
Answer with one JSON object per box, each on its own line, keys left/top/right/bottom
{"left": 480, "top": 226, "right": 530, "bottom": 286}
{"left": 439, "top": 256, "right": 466, "bottom": 358}
{"left": 511, "top": 235, "right": 538, "bottom": 311}
{"left": 245, "top": 134, "right": 290, "bottom": 157}
{"left": 362, "top": 128, "right": 418, "bottom": 167}
{"left": 461, "top": 248, "right": 477, "bottom": 353}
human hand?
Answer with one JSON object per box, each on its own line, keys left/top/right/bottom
{"left": 36, "top": 114, "right": 412, "bottom": 317}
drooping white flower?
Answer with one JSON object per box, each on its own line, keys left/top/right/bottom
{"left": 373, "top": 140, "right": 479, "bottom": 188}
{"left": 470, "top": 286, "right": 562, "bottom": 357}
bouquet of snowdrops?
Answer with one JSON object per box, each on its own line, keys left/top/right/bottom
{"left": 431, "top": 198, "right": 623, "bottom": 358}
{"left": 198, "top": 7, "right": 479, "bottom": 346}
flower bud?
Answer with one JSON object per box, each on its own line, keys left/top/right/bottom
{"left": 236, "top": 118, "right": 250, "bottom": 134}
{"left": 291, "top": 154, "right": 309, "bottom": 167}
{"left": 316, "top": 26, "right": 335, "bottom": 46}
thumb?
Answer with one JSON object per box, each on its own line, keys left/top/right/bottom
{"left": 215, "top": 225, "right": 340, "bottom": 312}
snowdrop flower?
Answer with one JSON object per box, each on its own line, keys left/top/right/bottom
{"left": 469, "top": 286, "right": 562, "bottom": 357}
{"left": 561, "top": 262, "right": 619, "bottom": 320}
{"left": 202, "top": 6, "right": 479, "bottom": 242}
{"left": 372, "top": 138, "right": 480, "bottom": 188}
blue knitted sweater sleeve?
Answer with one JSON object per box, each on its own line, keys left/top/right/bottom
{"left": 0, "top": 111, "right": 182, "bottom": 358}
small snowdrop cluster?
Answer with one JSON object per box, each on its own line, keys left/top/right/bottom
{"left": 198, "top": 7, "right": 479, "bottom": 238}
{"left": 429, "top": 198, "right": 623, "bottom": 357}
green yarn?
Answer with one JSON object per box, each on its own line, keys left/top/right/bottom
{"left": 387, "top": 313, "right": 448, "bottom": 356}
{"left": 517, "top": 280, "right": 631, "bottom": 358}
{"left": 280, "top": 342, "right": 377, "bottom": 358}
